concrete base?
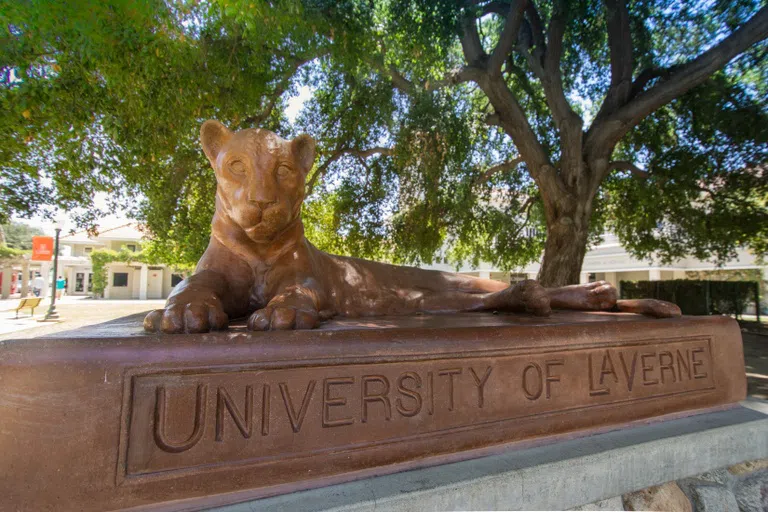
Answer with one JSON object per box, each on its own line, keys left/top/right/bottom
{"left": 214, "top": 400, "right": 768, "bottom": 512}
{"left": 0, "top": 313, "right": 749, "bottom": 510}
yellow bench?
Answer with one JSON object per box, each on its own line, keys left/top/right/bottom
{"left": 15, "top": 297, "right": 43, "bottom": 318}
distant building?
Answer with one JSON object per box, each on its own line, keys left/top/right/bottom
{"left": 0, "top": 223, "right": 187, "bottom": 300}
{"left": 57, "top": 223, "right": 185, "bottom": 299}
{"left": 421, "top": 233, "right": 766, "bottom": 303}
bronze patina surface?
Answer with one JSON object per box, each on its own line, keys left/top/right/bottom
{"left": 0, "top": 312, "right": 745, "bottom": 511}
{"left": 144, "top": 121, "right": 679, "bottom": 334}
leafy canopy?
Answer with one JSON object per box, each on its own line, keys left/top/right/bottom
{"left": 1, "top": 0, "right": 766, "bottom": 271}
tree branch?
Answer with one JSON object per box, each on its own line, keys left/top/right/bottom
{"left": 510, "top": 195, "right": 537, "bottom": 240}
{"left": 525, "top": 3, "right": 546, "bottom": 54}
{"left": 244, "top": 94, "right": 280, "bottom": 126}
{"left": 629, "top": 66, "right": 671, "bottom": 99}
{"left": 480, "top": 0, "right": 509, "bottom": 17}
{"left": 305, "top": 146, "right": 394, "bottom": 194}
{"left": 346, "top": 146, "right": 394, "bottom": 158}
{"left": 539, "top": 0, "right": 580, "bottom": 131}
{"left": 460, "top": 13, "right": 487, "bottom": 65}
{"left": 609, "top": 160, "right": 648, "bottom": 178}
{"left": 593, "top": 0, "right": 634, "bottom": 121}
{"left": 488, "top": 0, "right": 528, "bottom": 74}
{"left": 376, "top": 58, "right": 481, "bottom": 95}
{"left": 478, "top": 76, "right": 551, "bottom": 169}
{"left": 586, "top": 5, "right": 768, "bottom": 164}
{"left": 476, "top": 73, "right": 573, "bottom": 212}
{"left": 244, "top": 53, "right": 317, "bottom": 125}
{"left": 386, "top": 65, "right": 416, "bottom": 93}
{"left": 544, "top": 1, "right": 567, "bottom": 77}
{"left": 536, "top": 1, "right": 585, "bottom": 189}
{"left": 462, "top": 4, "right": 567, "bottom": 208}
{"left": 514, "top": 1, "right": 578, "bottom": 134}
{"left": 475, "top": 157, "right": 524, "bottom": 184}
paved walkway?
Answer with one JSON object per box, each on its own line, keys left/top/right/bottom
{"left": 0, "top": 295, "right": 164, "bottom": 340}
{"left": 744, "top": 332, "right": 768, "bottom": 399}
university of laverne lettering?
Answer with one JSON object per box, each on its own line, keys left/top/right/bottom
{"left": 128, "top": 339, "right": 712, "bottom": 471}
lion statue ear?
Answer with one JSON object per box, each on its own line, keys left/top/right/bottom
{"left": 291, "top": 134, "right": 316, "bottom": 174}
{"left": 200, "top": 120, "right": 233, "bottom": 166}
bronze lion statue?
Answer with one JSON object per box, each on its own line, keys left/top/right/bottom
{"left": 144, "top": 121, "right": 680, "bottom": 333}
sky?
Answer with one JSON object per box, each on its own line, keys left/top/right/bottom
{"left": 285, "top": 85, "right": 312, "bottom": 124}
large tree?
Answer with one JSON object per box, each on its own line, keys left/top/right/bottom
{"left": 2, "top": 0, "right": 767, "bottom": 284}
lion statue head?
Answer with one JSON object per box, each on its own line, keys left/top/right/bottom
{"left": 200, "top": 120, "right": 316, "bottom": 242}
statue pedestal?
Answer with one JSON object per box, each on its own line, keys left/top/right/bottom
{"left": 0, "top": 312, "right": 747, "bottom": 511}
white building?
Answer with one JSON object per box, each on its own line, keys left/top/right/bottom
{"left": 58, "top": 223, "right": 185, "bottom": 299}
{"left": 420, "top": 233, "right": 766, "bottom": 297}
{"left": 0, "top": 223, "right": 186, "bottom": 300}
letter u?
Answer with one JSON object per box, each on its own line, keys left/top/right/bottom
{"left": 154, "top": 384, "right": 207, "bottom": 453}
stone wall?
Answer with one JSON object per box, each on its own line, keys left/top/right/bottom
{"left": 573, "top": 458, "right": 768, "bottom": 511}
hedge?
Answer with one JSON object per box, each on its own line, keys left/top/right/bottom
{"left": 620, "top": 279, "right": 760, "bottom": 318}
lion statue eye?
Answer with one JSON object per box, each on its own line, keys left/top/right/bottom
{"left": 229, "top": 160, "right": 246, "bottom": 174}
{"left": 276, "top": 165, "right": 292, "bottom": 178}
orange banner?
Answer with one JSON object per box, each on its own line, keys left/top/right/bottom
{"left": 31, "top": 236, "right": 54, "bottom": 261}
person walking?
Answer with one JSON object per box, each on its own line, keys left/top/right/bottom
{"left": 56, "top": 276, "right": 66, "bottom": 299}
{"left": 32, "top": 275, "right": 44, "bottom": 297}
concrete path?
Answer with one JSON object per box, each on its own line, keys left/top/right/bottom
{"left": 0, "top": 295, "right": 164, "bottom": 340}
{"left": 744, "top": 332, "right": 768, "bottom": 399}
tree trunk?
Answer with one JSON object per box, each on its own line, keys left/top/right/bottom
{"left": 537, "top": 196, "right": 593, "bottom": 287}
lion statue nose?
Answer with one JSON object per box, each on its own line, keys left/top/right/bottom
{"left": 254, "top": 200, "right": 277, "bottom": 210}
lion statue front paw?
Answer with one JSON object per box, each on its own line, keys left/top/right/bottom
{"left": 247, "top": 305, "right": 320, "bottom": 331}
{"left": 144, "top": 302, "right": 229, "bottom": 334}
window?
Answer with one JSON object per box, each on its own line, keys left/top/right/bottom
{"left": 125, "top": 244, "right": 137, "bottom": 252}
{"left": 112, "top": 272, "right": 129, "bottom": 287}
{"left": 84, "top": 247, "right": 93, "bottom": 254}
{"left": 171, "top": 274, "right": 184, "bottom": 287}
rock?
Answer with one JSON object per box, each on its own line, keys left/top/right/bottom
{"left": 570, "top": 496, "right": 625, "bottom": 510}
{"left": 623, "top": 482, "right": 692, "bottom": 512}
{"left": 729, "top": 459, "right": 768, "bottom": 476}
{"left": 688, "top": 484, "right": 740, "bottom": 512}
{"left": 694, "top": 468, "right": 733, "bottom": 486}
{"left": 733, "top": 471, "right": 768, "bottom": 512}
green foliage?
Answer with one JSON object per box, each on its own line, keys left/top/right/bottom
{"left": 1, "top": 0, "right": 318, "bottom": 241}
{"left": 89, "top": 248, "right": 147, "bottom": 297}
{"left": 1, "top": 0, "right": 766, "bottom": 274}
{"left": 0, "top": 244, "right": 26, "bottom": 262}
{"left": 1, "top": 221, "right": 43, "bottom": 250}
{"left": 606, "top": 72, "right": 768, "bottom": 264}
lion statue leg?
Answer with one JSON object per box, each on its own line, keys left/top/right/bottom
{"left": 546, "top": 280, "right": 681, "bottom": 318}
{"left": 417, "top": 279, "right": 552, "bottom": 316}
{"left": 441, "top": 275, "right": 680, "bottom": 319}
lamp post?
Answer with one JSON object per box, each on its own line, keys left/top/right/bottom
{"left": 44, "top": 223, "right": 62, "bottom": 321}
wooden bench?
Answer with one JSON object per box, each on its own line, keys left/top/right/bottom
{"left": 15, "top": 297, "right": 43, "bottom": 318}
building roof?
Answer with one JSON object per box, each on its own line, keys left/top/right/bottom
{"left": 60, "top": 222, "right": 145, "bottom": 244}
{"left": 95, "top": 223, "right": 145, "bottom": 241}
{"left": 58, "top": 231, "right": 105, "bottom": 245}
